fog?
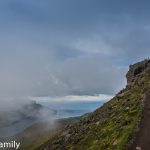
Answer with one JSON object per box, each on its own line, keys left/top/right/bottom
{"left": 0, "top": 0, "right": 150, "bottom": 115}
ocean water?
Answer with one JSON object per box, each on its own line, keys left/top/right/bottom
{"left": 40, "top": 101, "right": 104, "bottom": 119}
{"left": 0, "top": 101, "right": 104, "bottom": 137}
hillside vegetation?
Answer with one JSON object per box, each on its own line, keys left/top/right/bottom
{"left": 38, "top": 59, "right": 150, "bottom": 150}
{"left": 14, "top": 117, "right": 79, "bottom": 150}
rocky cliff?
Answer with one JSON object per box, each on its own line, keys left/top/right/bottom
{"left": 126, "top": 59, "right": 150, "bottom": 87}
{"left": 37, "top": 59, "right": 150, "bottom": 150}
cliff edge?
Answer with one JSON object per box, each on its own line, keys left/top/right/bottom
{"left": 126, "top": 59, "right": 150, "bottom": 87}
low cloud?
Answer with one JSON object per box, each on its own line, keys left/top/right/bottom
{"left": 29, "top": 94, "right": 114, "bottom": 103}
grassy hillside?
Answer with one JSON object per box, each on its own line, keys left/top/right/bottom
{"left": 38, "top": 68, "right": 150, "bottom": 149}
{"left": 13, "top": 117, "right": 79, "bottom": 150}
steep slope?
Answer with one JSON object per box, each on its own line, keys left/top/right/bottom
{"left": 38, "top": 59, "right": 150, "bottom": 150}
{"left": 14, "top": 117, "right": 80, "bottom": 150}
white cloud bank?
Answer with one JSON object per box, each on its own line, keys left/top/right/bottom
{"left": 28, "top": 94, "right": 114, "bottom": 103}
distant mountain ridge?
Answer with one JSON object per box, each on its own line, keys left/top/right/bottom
{"left": 0, "top": 101, "right": 56, "bottom": 129}
{"left": 38, "top": 59, "right": 150, "bottom": 150}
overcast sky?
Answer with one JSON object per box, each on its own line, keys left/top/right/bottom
{"left": 0, "top": 0, "right": 150, "bottom": 98}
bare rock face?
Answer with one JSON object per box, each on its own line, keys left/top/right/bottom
{"left": 126, "top": 58, "right": 150, "bottom": 87}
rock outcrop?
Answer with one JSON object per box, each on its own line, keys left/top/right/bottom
{"left": 126, "top": 58, "right": 150, "bottom": 87}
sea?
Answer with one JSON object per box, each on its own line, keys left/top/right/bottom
{"left": 40, "top": 101, "right": 104, "bottom": 119}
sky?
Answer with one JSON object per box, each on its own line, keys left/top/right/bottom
{"left": 0, "top": 0, "right": 150, "bottom": 99}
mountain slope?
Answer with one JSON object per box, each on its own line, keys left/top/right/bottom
{"left": 38, "top": 59, "right": 150, "bottom": 150}
{"left": 14, "top": 117, "right": 80, "bottom": 150}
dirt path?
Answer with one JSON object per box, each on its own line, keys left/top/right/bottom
{"left": 128, "top": 89, "right": 150, "bottom": 150}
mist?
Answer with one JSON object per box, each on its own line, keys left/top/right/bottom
{"left": 0, "top": 0, "right": 150, "bottom": 139}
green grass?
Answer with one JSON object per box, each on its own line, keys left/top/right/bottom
{"left": 18, "top": 117, "right": 79, "bottom": 150}
{"left": 21, "top": 132, "right": 55, "bottom": 150}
